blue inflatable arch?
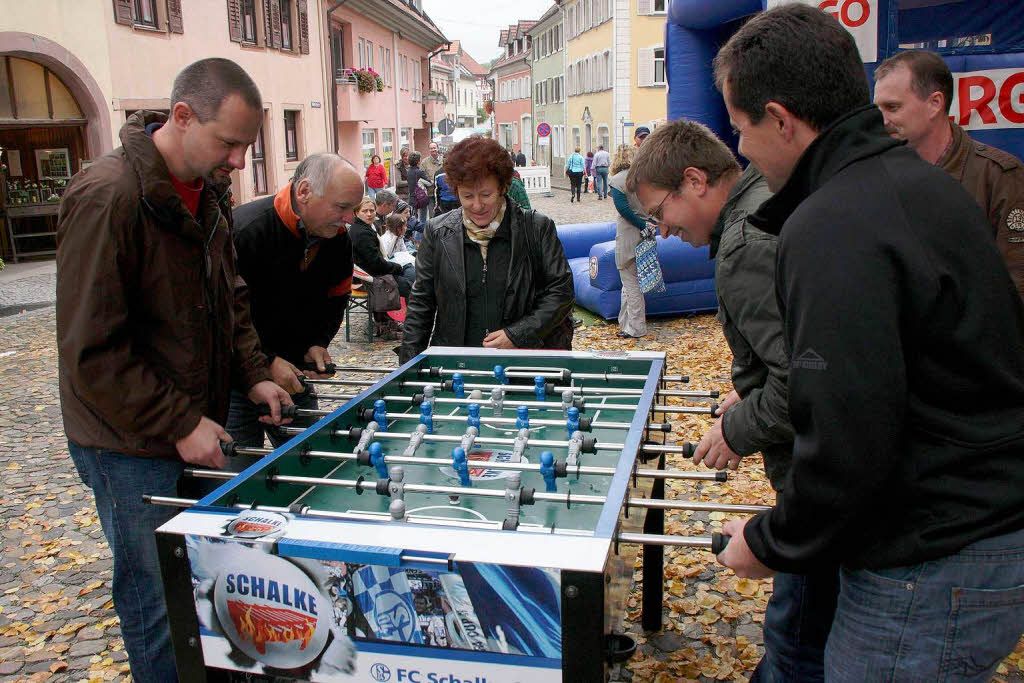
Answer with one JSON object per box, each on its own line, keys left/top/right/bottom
{"left": 666, "top": 0, "right": 1024, "bottom": 161}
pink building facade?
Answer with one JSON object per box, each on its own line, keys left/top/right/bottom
{"left": 490, "top": 22, "right": 534, "bottom": 161}
{"left": 327, "top": 2, "right": 446, "bottom": 184}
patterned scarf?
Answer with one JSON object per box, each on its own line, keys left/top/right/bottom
{"left": 463, "top": 199, "right": 507, "bottom": 261}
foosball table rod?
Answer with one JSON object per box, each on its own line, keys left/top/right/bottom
{"left": 417, "top": 366, "right": 691, "bottom": 384}
{"left": 180, "top": 467, "right": 768, "bottom": 515}
{"left": 275, "top": 424, "right": 696, "bottom": 456}
{"left": 142, "top": 495, "right": 732, "bottom": 552}
{"left": 311, "top": 391, "right": 721, "bottom": 416}
{"left": 209, "top": 444, "right": 730, "bottom": 482}
{"left": 303, "top": 377, "right": 719, "bottom": 400}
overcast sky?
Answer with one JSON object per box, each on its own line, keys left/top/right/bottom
{"left": 423, "top": 0, "right": 556, "bottom": 65}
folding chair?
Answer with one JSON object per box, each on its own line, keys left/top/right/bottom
{"left": 345, "top": 268, "right": 374, "bottom": 342}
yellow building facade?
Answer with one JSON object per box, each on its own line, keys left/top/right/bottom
{"left": 560, "top": 0, "right": 667, "bottom": 154}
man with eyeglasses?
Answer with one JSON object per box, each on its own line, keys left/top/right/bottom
{"left": 627, "top": 119, "right": 838, "bottom": 681}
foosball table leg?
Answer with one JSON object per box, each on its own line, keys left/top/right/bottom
{"left": 155, "top": 531, "right": 211, "bottom": 682}
{"left": 641, "top": 452, "right": 667, "bottom": 632}
{"left": 561, "top": 570, "right": 607, "bottom": 681}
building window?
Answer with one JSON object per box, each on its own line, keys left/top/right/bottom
{"left": 280, "top": 0, "right": 292, "bottom": 49}
{"left": 361, "top": 129, "right": 377, "bottom": 172}
{"left": 367, "top": 41, "right": 374, "bottom": 70}
{"left": 654, "top": 0, "right": 667, "bottom": 11}
{"left": 331, "top": 27, "right": 346, "bottom": 78}
{"left": 382, "top": 128, "right": 394, "bottom": 181}
{"left": 598, "top": 125, "right": 610, "bottom": 150}
{"left": 251, "top": 121, "right": 268, "bottom": 196}
{"left": 572, "top": 126, "right": 581, "bottom": 151}
{"left": 654, "top": 47, "right": 666, "bottom": 85}
{"left": 241, "top": 0, "right": 257, "bottom": 42}
{"left": 358, "top": 38, "right": 365, "bottom": 68}
{"left": 284, "top": 110, "right": 299, "bottom": 161}
{"left": 133, "top": 0, "right": 158, "bottom": 27}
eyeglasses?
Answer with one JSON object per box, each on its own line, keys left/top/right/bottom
{"left": 648, "top": 187, "right": 678, "bottom": 224}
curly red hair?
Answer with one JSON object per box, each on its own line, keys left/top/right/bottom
{"left": 443, "top": 136, "right": 515, "bottom": 194}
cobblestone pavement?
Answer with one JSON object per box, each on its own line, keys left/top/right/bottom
{"left": 530, "top": 187, "right": 620, "bottom": 225}
{"left": 0, "top": 263, "right": 56, "bottom": 319}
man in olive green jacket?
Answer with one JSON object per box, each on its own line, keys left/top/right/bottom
{"left": 627, "top": 119, "right": 837, "bottom": 682}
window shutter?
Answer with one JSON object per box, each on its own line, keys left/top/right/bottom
{"left": 638, "top": 47, "right": 654, "bottom": 87}
{"left": 297, "top": 0, "right": 310, "bottom": 54}
{"left": 638, "top": 0, "right": 653, "bottom": 15}
{"left": 261, "top": 0, "right": 273, "bottom": 45}
{"left": 227, "top": 0, "right": 243, "bottom": 42}
{"left": 166, "top": 0, "right": 184, "bottom": 33}
{"left": 113, "top": 0, "right": 134, "bottom": 25}
{"left": 270, "top": 0, "right": 283, "bottom": 48}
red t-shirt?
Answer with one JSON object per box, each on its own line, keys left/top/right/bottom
{"left": 170, "top": 174, "right": 204, "bottom": 217}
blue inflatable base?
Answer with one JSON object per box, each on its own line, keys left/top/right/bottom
{"left": 557, "top": 222, "right": 718, "bottom": 320}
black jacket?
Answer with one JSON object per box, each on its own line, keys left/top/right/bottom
{"left": 707, "top": 166, "right": 791, "bottom": 488}
{"left": 744, "top": 105, "right": 1024, "bottom": 572}
{"left": 350, "top": 217, "right": 404, "bottom": 278}
{"left": 232, "top": 189, "right": 353, "bottom": 367}
{"left": 399, "top": 199, "right": 575, "bottom": 363}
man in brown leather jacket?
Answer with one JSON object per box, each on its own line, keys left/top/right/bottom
{"left": 874, "top": 49, "right": 1024, "bottom": 299}
{"left": 56, "top": 59, "right": 290, "bottom": 682}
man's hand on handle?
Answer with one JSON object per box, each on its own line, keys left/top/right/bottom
{"left": 302, "top": 346, "right": 334, "bottom": 379}
{"left": 175, "top": 416, "right": 231, "bottom": 469}
{"left": 248, "top": 380, "right": 294, "bottom": 425}
{"left": 269, "top": 357, "right": 305, "bottom": 394}
{"left": 717, "top": 518, "right": 775, "bottom": 579}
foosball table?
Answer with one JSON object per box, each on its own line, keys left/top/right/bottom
{"left": 151, "top": 348, "right": 767, "bottom": 682}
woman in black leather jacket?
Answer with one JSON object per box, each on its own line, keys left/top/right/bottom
{"left": 398, "top": 136, "right": 575, "bottom": 364}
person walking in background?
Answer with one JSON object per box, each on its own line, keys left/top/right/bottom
{"left": 395, "top": 147, "right": 410, "bottom": 203}
{"left": 608, "top": 145, "right": 647, "bottom": 338}
{"left": 566, "top": 148, "right": 585, "bottom": 202}
{"left": 421, "top": 142, "right": 444, "bottom": 217}
{"left": 593, "top": 145, "right": 611, "bottom": 199}
{"left": 515, "top": 148, "right": 527, "bottom": 167}
{"left": 407, "top": 152, "right": 430, "bottom": 225}
{"left": 434, "top": 171, "right": 460, "bottom": 214}
{"left": 509, "top": 170, "right": 532, "bottom": 210}
{"left": 583, "top": 151, "right": 594, "bottom": 194}
{"left": 365, "top": 154, "right": 387, "bottom": 199}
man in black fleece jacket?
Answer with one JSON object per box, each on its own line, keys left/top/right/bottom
{"left": 712, "top": 6, "right": 1024, "bottom": 680}
{"left": 228, "top": 154, "right": 364, "bottom": 447}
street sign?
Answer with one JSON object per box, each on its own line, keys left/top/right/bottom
{"left": 622, "top": 121, "right": 635, "bottom": 127}
{"left": 538, "top": 136, "right": 550, "bottom": 146}
{"left": 537, "top": 122, "right": 551, "bottom": 137}
{"left": 438, "top": 118, "right": 455, "bottom": 135}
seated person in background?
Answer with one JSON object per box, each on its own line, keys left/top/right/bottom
{"left": 349, "top": 196, "right": 413, "bottom": 298}
{"left": 394, "top": 199, "right": 424, "bottom": 245}
{"left": 434, "top": 171, "right": 460, "bottom": 214}
{"left": 508, "top": 170, "right": 532, "bottom": 210}
{"left": 399, "top": 135, "right": 575, "bottom": 363}
{"left": 372, "top": 189, "right": 398, "bottom": 235}
{"left": 381, "top": 213, "right": 411, "bottom": 262}
{"left": 230, "top": 153, "right": 364, "bottom": 448}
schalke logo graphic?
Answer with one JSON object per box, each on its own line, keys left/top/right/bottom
{"left": 374, "top": 590, "right": 415, "bottom": 641}
{"left": 369, "top": 662, "right": 392, "bottom": 681}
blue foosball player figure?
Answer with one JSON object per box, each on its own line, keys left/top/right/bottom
{"left": 452, "top": 372, "right": 465, "bottom": 398}
{"left": 494, "top": 365, "right": 509, "bottom": 384}
{"left": 539, "top": 451, "right": 557, "bottom": 492}
{"left": 374, "top": 399, "right": 388, "bottom": 427}
{"left": 467, "top": 403, "right": 481, "bottom": 430}
{"left": 452, "top": 447, "right": 471, "bottom": 487}
{"left": 369, "top": 442, "right": 388, "bottom": 478}
{"left": 420, "top": 401, "right": 434, "bottom": 434}
{"left": 516, "top": 405, "right": 530, "bottom": 429}
{"left": 534, "top": 375, "right": 546, "bottom": 408}
{"left": 566, "top": 406, "right": 580, "bottom": 438}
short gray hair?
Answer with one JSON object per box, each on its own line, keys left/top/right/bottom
{"left": 291, "top": 153, "right": 345, "bottom": 196}
{"left": 374, "top": 189, "right": 398, "bottom": 206}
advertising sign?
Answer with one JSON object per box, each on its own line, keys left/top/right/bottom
{"left": 185, "top": 519, "right": 563, "bottom": 682}
{"left": 950, "top": 67, "right": 1024, "bottom": 131}
{"left": 768, "top": 0, "right": 878, "bottom": 62}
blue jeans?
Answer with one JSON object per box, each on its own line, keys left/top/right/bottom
{"left": 68, "top": 443, "right": 183, "bottom": 683}
{"left": 367, "top": 186, "right": 378, "bottom": 199}
{"left": 595, "top": 167, "right": 609, "bottom": 198}
{"left": 750, "top": 570, "right": 839, "bottom": 683}
{"left": 826, "top": 526, "right": 1024, "bottom": 681}
{"left": 226, "top": 387, "right": 318, "bottom": 452}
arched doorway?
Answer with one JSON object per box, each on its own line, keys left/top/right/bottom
{"left": 0, "top": 33, "right": 109, "bottom": 261}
